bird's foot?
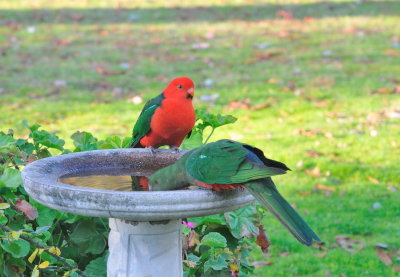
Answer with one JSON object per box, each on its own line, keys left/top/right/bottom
{"left": 169, "top": 145, "right": 181, "bottom": 153}
{"left": 146, "top": 146, "right": 158, "bottom": 155}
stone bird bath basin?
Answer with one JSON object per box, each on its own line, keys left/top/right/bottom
{"left": 22, "top": 149, "right": 254, "bottom": 277}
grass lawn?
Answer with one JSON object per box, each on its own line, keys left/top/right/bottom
{"left": 1, "top": 0, "right": 399, "bottom": 276}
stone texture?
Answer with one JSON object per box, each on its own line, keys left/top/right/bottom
{"left": 108, "top": 219, "right": 182, "bottom": 277}
{"left": 22, "top": 149, "right": 254, "bottom": 221}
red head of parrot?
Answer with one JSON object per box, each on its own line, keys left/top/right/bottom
{"left": 164, "top": 77, "right": 195, "bottom": 100}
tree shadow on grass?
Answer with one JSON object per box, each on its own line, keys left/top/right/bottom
{"left": 0, "top": 1, "right": 399, "bottom": 25}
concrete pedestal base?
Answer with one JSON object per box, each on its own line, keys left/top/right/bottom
{"left": 107, "top": 218, "right": 183, "bottom": 277}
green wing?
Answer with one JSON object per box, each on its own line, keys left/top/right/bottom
{"left": 130, "top": 93, "right": 164, "bottom": 147}
{"left": 185, "top": 140, "right": 287, "bottom": 184}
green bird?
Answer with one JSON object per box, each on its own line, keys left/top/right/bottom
{"left": 149, "top": 139, "right": 321, "bottom": 246}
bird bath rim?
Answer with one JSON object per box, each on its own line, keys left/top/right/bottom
{"left": 22, "top": 148, "right": 255, "bottom": 221}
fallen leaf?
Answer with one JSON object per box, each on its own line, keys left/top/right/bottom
{"left": 384, "top": 49, "right": 400, "bottom": 57}
{"left": 188, "top": 230, "right": 200, "bottom": 248}
{"left": 14, "top": 199, "right": 38, "bottom": 220}
{"left": 53, "top": 39, "right": 72, "bottom": 46}
{"left": 315, "top": 101, "right": 329, "bottom": 108}
{"left": 184, "top": 260, "right": 196, "bottom": 268}
{"left": 267, "top": 78, "right": 280, "bottom": 84}
{"left": 252, "top": 260, "right": 273, "bottom": 268}
{"left": 306, "top": 151, "right": 323, "bottom": 158}
{"left": 303, "top": 16, "right": 314, "bottom": 22}
{"left": 277, "top": 10, "right": 293, "bottom": 20}
{"left": 305, "top": 167, "right": 321, "bottom": 177}
{"left": 94, "top": 64, "right": 126, "bottom": 76}
{"left": 227, "top": 98, "right": 251, "bottom": 110}
{"left": 335, "top": 235, "right": 365, "bottom": 253}
{"left": 256, "top": 225, "right": 270, "bottom": 253}
{"left": 279, "top": 110, "right": 288, "bottom": 117}
{"left": 368, "top": 177, "right": 379, "bottom": 184}
{"left": 375, "top": 248, "right": 392, "bottom": 266}
{"left": 370, "top": 87, "right": 400, "bottom": 95}
{"left": 279, "top": 252, "right": 290, "bottom": 257}
{"left": 315, "top": 184, "right": 336, "bottom": 192}
{"left": 393, "top": 266, "right": 400, "bottom": 272}
{"left": 251, "top": 103, "right": 271, "bottom": 110}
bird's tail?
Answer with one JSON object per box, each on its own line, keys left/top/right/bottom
{"left": 246, "top": 179, "right": 321, "bottom": 246}
{"left": 129, "top": 137, "right": 144, "bottom": 148}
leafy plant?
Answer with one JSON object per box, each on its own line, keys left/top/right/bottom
{"left": 0, "top": 123, "right": 108, "bottom": 277}
{"left": 0, "top": 109, "right": 263, "bottom": 276}
{"left": 181, "top": 109, "right": 237, "bottom": 150}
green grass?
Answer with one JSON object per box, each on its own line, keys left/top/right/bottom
{"left": 1, "top": 0, "right": 400, "bottom": 276}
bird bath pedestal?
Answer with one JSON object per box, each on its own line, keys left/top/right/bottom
{"left": 22, "top": 149, "right": 254, "bottom": 277}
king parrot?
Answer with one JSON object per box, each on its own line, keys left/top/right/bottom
{"left": 149, "top": 139, "right": 321, "bottom": 246}
{"left": 130, "top": 77, "right": 195, "bottom": 149}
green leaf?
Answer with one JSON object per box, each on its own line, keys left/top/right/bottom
{"left": 15, "top": 139, "right": 34, "bottom": 155}
{"left": 188, "top": 214, "right": 226, "bottom": 226}
{"left": 32, "top": 226, "right": 51, "bottom": 234}
{"left": 0, "top": 168, "right": 22, "bottom": 188}
{"left": 225, "top": 205, "right": 259, "bottom": 239}
{"left": 98, "top": 136, "right": 131, "bottom": 149}
{"left": 4, "top": 256, "right": 26, "bottom": 275}
{"left": 201, "top": 232, "right": 227, "bottom": 248}
{"left": 22, "top": 120, "right": 41, "bottom": 132}
{"left": 181, "top": 130, "right": 204, "bottom": 150}
{"left": 84, "top": 255, "right": 107, "bottom": 277}
{"left": 0, "top": 215, "right": 8, "bottom": 224}
{"left": 31, "top": 130, "right": 65, "bottom": 151}
{"left": 0, "top": 239, "right": 30, "bottom": 258}
{"left": 0, "top": 133, "right": 15, "bottom": 148}
{"left": 187, "top": 253, "right": 200, "bottom": 263}
{"left": 196, "top": 109, "right": 237, "bottom": 129}
{"left": 36, "top": 205, "right": 57, "bottom": 226}
{"left": 86, "top": 234, "right": 106, "bottom": 254}
{"left": 71, "top": 131, "right": 98, "bottom": 152}
{"left": 204, "top": 255, "right": 229, "bottom": 272}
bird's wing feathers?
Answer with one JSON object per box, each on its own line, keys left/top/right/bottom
{"left": 231, "top": 162, "right": 287, "bottom": 183}
{"left": 185, "top": 140, "right": 286, "bottom": 184}
{"left": 130, "top": 93, "right": 164, "bottom": 147}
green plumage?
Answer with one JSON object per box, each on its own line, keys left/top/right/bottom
{"left": 185, "top": 140, "right": 288, "bottom": 184}
{"left": 246, "top": 179, "right": 320, "bottom": 246}
{"left": 130, "top": 93, "right": 164, "bottom": 147}
{"left": 149, "top": 139, "right": 321, "bottom": 246}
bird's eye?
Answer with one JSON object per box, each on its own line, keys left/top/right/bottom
{"left": 177, "top": 85, "right": 183, "bottom": 89}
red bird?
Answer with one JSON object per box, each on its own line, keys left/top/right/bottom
{"left": 130, "top": 77, "right": 195, "bottom": 150}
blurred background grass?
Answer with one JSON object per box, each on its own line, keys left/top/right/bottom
{"left": 1, "top": 0, "right": 399, "bottom": 276}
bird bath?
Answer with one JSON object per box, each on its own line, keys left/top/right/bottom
{"left": 21, "top": 149, "right": 254, "bottom": 277}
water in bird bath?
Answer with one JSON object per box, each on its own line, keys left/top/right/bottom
{"left": 59, "top": 168, "right": 196, "bottom": 191}
{"left": 59, "top": 168, "right": 154, "bottom": 191}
